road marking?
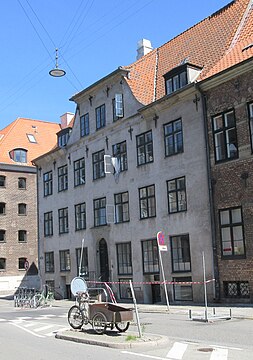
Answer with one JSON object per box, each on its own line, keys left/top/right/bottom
{"left": 40, "top": 314, "right": 56, "bottom": 318}
{"left": 121, "top": 352, "right": 165, "bottom": 360}
{"left": 210, "top": 348, "right": 228, "bottom": 360}
{"left": 166, "top": 342, "right": 188, "bottom": 359}
{"left": 10, "top": 322, "right": 45, "bottom": 338}
{"left": 23, "top": 322, "right": 36, "bottom": 328}
{"left": 34, "top": 324, "right": 55, "bottom": 332}
{"left": 16, "top": 316, "right": 32, "bottom": 320}
{"left": 209, "top": 345, "right": 243, "bottom": 351}
{"left": 0, "top": 318, "right": 6, "bottom": 322}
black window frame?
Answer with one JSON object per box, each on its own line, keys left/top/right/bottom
{"left": 141, "top": 239, "right": 159, "bottom": 274}
{"left": 167, "top": 176, "right": 187, "bottom": 214}
{"left": 114, "top": 191, "right": 129, "bottom": 224}
{"left": 76, "top": 247, "right": 88, "bottom": 277}
{"left": 18, "top": 230, "right": 27, "bottom": 243}
{"left": 247, "top": 102, "right": 253, "bottom": 153}
{"left": 58, "top": 165, "right": 68, "bottom": 192}
{"left": 212, "top": 109, "right": 238, "bottom": 163}
{"left": 171, "top": 234, "right": 191, "bottom": 272}
{"left": 0, "top": 202, "right": 6, "bottom": 215}
{"left": 18, "top": 257, "right": 26, "bottom": 270}
{"left": 136, "top": 130, "right": 153, "bottom": 166}
{"left": 94, "top": 197, "right": 106, "bottom": 227}
{"left": 139, "top": 184, "right": 156, "bottom": 219}
{"left": 173, "top": 276, "right": 193, "bottom": 301}
{"left": 9, "top": 148, "right": 27, "bottom": 163}
{"left": 80, "top": 113, "right": 89, "bottom": 137}
{"left": 18, "top": 177, "right": 26, "bottom": 190}
{"left": 164, "top": 64, "right": 188, "bottom": 95}
{"left": 45, "top": 251, "right": 54, "bottom": 273}
{"left": 96, "top": 104, "right": 106, "bottom": 130}
{"left": 58, "top": 207, "right": 69, "bottom": 234}
{"left": 164, "top": 118, "right": 183, "bottom": 157}
{"left": 112, "top": 141, "right": 128, "bottom": 172}
{"left": 92, "top": 149, "right": 105, "bottom": 180}
{"left": 44, "top": 211, "right": 53, "bottom": 237}
{"left": 59, "top": 249, "right": 71, "bottom": 271}
{"left": 112, "top": 93, "right": 124, "bottom": 121}
{"left": 0, "top": 176, "right": 6, "bottom": 187}
{"left": 74, "top": 158, "right": 85, "bottom": 187}
{"left": 75, "top": 202, "right": 86, "bottom": 231}
{"left": 116, "top": 242, "right": 132, "bottom": 275}
{"left": 223, "top": 281, "right": 250, "bottom": 299}
{"left": 43, "top": 171, "right": 53, "bottom": 196}
{"left": 219, "top": 207, "right": 245, "bottom": 259}
{"left": 18, "top": 203, "right": 27, "bottom": 215}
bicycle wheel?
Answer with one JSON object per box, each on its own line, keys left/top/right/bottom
{"left": 92, "top": 312, "right": 107, "bottom": 334}
{"left": 115, "top": 321, "right": 130, "bottom": 332}
{"left": 68, "top": 305, "right": 84, "bottom": 329}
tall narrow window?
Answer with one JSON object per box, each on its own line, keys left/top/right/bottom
{"left": 167, "top": 177, "right": 187, "bottom": 213}
{"left": 136, "top": 130, "right": 153, "bottom": 165}
{"left": 0, "top": 230, "right": 6, "bottom": 242}
{"left": 44, "top": 211, "right": 53, "bottom": 236}
{"left": 113, "top": 94, "right": 124, "bottom": 121}
{"left": 18, "top": 257, "right": 26, "bottom": 270}
{"left": 116, "top": 242, "right": 132, "bottom": 275}
{"left": 142, "top": 239, "right": 159, "bottom": 274}
{"left": 248, "top": 102, "right": 253, "bottom": 152}
{"left": 80, "top": 113, "right": 89, "bottom": 137}
{"left": 58, "top": 208, "right": 69, "bottom": 234}
{"left": 114, "top": 191, "right": 129, "bottom": 223}
{"left": 74, "top": 158, "right": 85, "bottom": 186}
{"left": 0, "top": 203, "right": 6, "bottom": 215}
{"left": 76, "top": 247, "right": 88, "bottom": 277}
{"left": 58, "top": 165, "right": 68, "bottom": 192}
{"left": 59, "top": 250, "right": 71, "bottom": 271}
{"left": 18, "top": 230, "right": 27, "bottom": 242}
{"left": 0, "top": 176, "right": 6, "bottom": 187}
{"left": 45, "top": 252, "right": 54, "bottom": 273}
{"left": 212, "top": 110, "right": 238, "bottom": 162}
{"left": 96, "top": 104, "right": 106, "bottom": 130}
{"left": 112, "top": 141, "right": 128, "bottom": 172}
{"left": 171, "top": 234, "right": 191, "bottom": 272}
{"left": 18, "top": 177, "right": 26, "bottom": 189}
{"left": 164, "top": 119, "right": 183, "bottom": 156}
{"left": 18, "top": 203, "right": 27, "bottom": 215}
{"left": 75, "top": 203, "right": 86, "bottom": 230}
{"left": 92, "top": 150, "right": 105, "bottom": 180}
{"left": 43, "top": 171, "right": 52, "bottom": 196}
{"left": 0, "top": 258, "right": 6, "bottom": 271}
{"left": 94, "top": 197, "right": 106, "bottom": 227}
{"left": 220, "top": 207, "right": 245, "bottom": 258}
{"left": 139, "top": 185, "right": 156, "bottom": 219}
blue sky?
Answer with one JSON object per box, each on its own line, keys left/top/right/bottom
{"left": 0, "top": 0, "right": 229, "bottom": 129}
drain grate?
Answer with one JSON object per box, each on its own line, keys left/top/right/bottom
{"left": 198, "top": 347, "right": 214, "bottom": 352}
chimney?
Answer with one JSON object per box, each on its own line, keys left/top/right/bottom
{"left": 60, "top": 112, "right": 74, "bottom": 128}
{"left": 136, "top": 39, "right": 153, "bottom": 60}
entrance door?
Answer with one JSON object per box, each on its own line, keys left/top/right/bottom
{"left": 99, "top": 238, "right": 109, "bottom": 282}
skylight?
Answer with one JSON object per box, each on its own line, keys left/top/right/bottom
{"left": 27, "top": 134, "right": 37, "bottom": 143}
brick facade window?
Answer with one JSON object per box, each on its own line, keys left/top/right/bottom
{"left": 18, "top": 230, "right": 27, "bottom": 242}
{"left": 18, "top": 177, "right": 26, "bottom": 189}
{"left": 0, "top": 258, "right": 6, "bottom": 271}
{"left": 0, "top": 230, "right": 6, "bottom": 242}
{"left": 224, "top": 281, "right": 249, "bottom": 298}
{"left": 18, "top": 203, "right": 27, "bottom": 215}
{"left": 18, "top": 257, "right": 26, "bottom": 270}
{"left": 0, "top": 176, "right": 6, "bottom": 187}
{"left": 0, "top": 203, "right": 6, "bottom": 215}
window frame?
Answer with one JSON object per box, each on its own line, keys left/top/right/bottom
{"left": 114, "top": 191, "right": 130, "bottom": 224}
{"left": 18, "top": 230, "right": 27, "bottom": 243}
{"left": 59, "top": 249, "right": 71, "bottom": 272}
{"left": 9, "top": 148, "right": 27, "bottom": 163}
{"left": 0, "top": 258, "right": 6, "bottom": 271}
{"left": 116, "top": 242, "right": 132, "bottom": 275}
{"left": 76, "top": 247, "right": 88, "bottom": 277}
{"left": 164, "top": 118, "right": 183, "bottom": 157}
{"left": 139, "top": 184, "right": 156, "bottom": 219}
{"left": 43, "top": 171, "right": 53, "bottom": 196}
{"left": 80, "top": 113, "right": 89, "bottom": 137}
{"left": 212, "top": 109, "right": 238, "bottom": 163}
{"left": 18, "top": 177, "right": 26, "bottom": 190}
{"left": 167, "top": 176, "right": 187, "bottom": 214}
{"left": 44, "top": 211, "right": 53, "bottom": 237}
{"left": 247, "top": 102, "right": 253, "bottom": 153}
{"left": 141, "top": 239, "right": 159, "bottom": 274}
{"left": 0, "top": 230, "right": 6, "bottom": 242}
{"left": 58, "top": 207, "right": 69, "bottom": 234}
{"left": 96, "top": 104, "right": 106, "bottom": 130}
{"left": 164, "top": 64, "right": 188, "bottom": 95}
{"left": 219, "top": 206, "right": 245, "bottom": 259}
{"left": 94, "top": 197, "right": 107, "bottom": 227}
{"left": 0, "top": 176, "right": 6, "bottom": 187}
{"left": 75, "top": 202, "right": 86, "bottom": 231}
{"left": 112, "top": 93, "right": 124, "bottom": 121}
{"left": 45, "top": 251, "right": 54, "bottom": 273}
{"left": 170, "top": 234, "right": 191, "bottom": 272}
{"left": 92, "top": 149, "right": 105, "bottom": 180}
{"left": 136, "top": 130, "right": 153, "bottom": 166}
{"left": 58, "top": 165, "right": 68, "bottom": 192}
{"left": 74, "top": 158, "right": 85, "bottom": 187}
{"left": 223, "top": 281, "right": 249, "bottom": 299}
{"left": 173, "top": 276, "right": 193, "bottom": 301}
{"left": 18, "top": 257, "right": 26, "bottom": 270}
{"left": 112, "top": 140, "right": 128, "bottom": 172}
{"left": 18, "top": 203, "right": 27, "bottom": 216}
{"left": 0, "top": 202, "right": 6, "bottom": 215}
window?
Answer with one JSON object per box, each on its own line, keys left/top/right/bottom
{"left": 18, "top": 177, "right": 26, "bottom": 189}
{"left": 26, "top": 134, "right": 37, "bottom": 143}
{"left": 248, "top": 102, "right": 253, "bottom": 152}
{"left": 0, "top": 258, "right": 6, "bottom": 271}
{"left": 167, "top": 177, "right": 187, "bottom": 213}
{"left": 58, "top": 165, "right": 68, "bottom": 192}
{"left": 94, "top": 197, "right": 106, "bottom": 227}
{"left": 112, "top": 141, "right": 127, "bottom": 172}
{"left": 80, "top": 113, "right": 89, "bottom": 137}
{"left": 0, "top": 230, "right": 6, "bottom": 242}
{"left": 113, "top": 94, "right": 124, "bottom": 121}
{"left": 220, "top": 207, "right": 245, "bottom": 257}
{"left": 44, "top": 211, "right": 53, "bottom": 237}
{"left": 136, "top": 130, "right": 153, "bottom": 165}
{"left": 43, "top": 171, "right": 52, "bottom": 196}
{"left": 92, "top": 150, "right": 105, "bottom": 180}
{"left": 58, "top": 129, "right": 71, "bottom": 147}
{"left": 114, "top": 191, "right": 129, "bottom": 223}
{"left": 224, "top": 281, "right": 249, "bottom": 298}
{"left": 96, "top": 104, "right": 106, "bottom": 130}
{"left": 171, "top": 234, "right": 191, "bottom": 272}
{"left": 119, "top": 279, "right": 132, "bottom": 299}
{"left": 139, "top": 185, "right": 156, "bottom": 219}
{"left": 0, "top": 202, "right": 6, "bottom": 215}
{"left": 116, "top": 242, "right": 132, "bottom": 275}
{"left": 164, "top": 119, "right": 183, "bottom": 156}
{"left": 59, "top": 250, "right": 71, "bottom": 271}
{"left": 165, "top": 69, "right": 187, "bottom": 94}
{"left": 45, "top": 252, "right": 54, "bottom": 273}
{"left": 18, "top": 203, "right": 27, "bottom": 215}
{"left": 18, "top": 257, "right": 26, "bottom": 270}
{"left": 142, "top": 239, "right": 159, "bottom": 274}
{"left": 58, "top": 208, "right": 69, "bottom": 234}
{"left": 76, "top": 247, "right": 88, "bottom": 277}
{"left": 74, "top": 158, "right": 85, "bottom": 186}
{"left": 0, "top": 176, "right": 6, "bottom": 187}
{"left": 173, "top": 277, "right": 193, "bottom": 301}
{"left": 9, "top": 148, "right": 27, "bottom": 163}
{"left": 212, "top": 110, "right": 238, "bottom": 162}
{"left": 75, "top": 203, "right": 86, "bottom": 230}
{"left": 18, "top": 230, "right": 27, "bottom": 242}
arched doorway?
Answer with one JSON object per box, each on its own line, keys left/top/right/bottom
{"left": 99, "top": 238, "right": 109, "bottom": 282}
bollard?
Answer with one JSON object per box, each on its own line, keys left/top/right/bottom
{"left": 213, "top": 307, "right": 216, "bottom": 316}
{"left": 189, "top": 309, "right": 192, "bottom": 319}
{"left": 229, "top": 308, "right": 232, "bottom": 318}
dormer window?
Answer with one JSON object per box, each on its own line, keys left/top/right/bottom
{"left": 9, "top": 148, "right": 27, "bottom": 163}
{"left": 164, "top": 63, "right": 202, "bottom": 95}
{"left": 58, "top": 128, "right": 71, "bottom": 147}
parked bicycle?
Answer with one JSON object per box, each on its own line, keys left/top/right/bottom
{"left": 32, "top": 284, "right": 54, "bottom": 308}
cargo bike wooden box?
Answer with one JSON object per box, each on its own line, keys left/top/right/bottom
{"left": 68, "top": 277, "right": 133, "bottom": 334}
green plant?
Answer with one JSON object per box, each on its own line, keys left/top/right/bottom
{"left": 125, "top": 334, "right": 137, "bottom": 341}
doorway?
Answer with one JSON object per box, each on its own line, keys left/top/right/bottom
{"left": 99, "top": 238, "right": 109, "bottom": 282}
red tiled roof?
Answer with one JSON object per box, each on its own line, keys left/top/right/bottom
{"left": 0, "top": 118, "right": 60, "bottom": 166}
{"left": 123, "top": 0, "right": 252, "bottom": 104}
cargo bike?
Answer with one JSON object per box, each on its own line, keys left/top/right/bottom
{"left": 68, "top": 277, "right": 133, "bottom": 334}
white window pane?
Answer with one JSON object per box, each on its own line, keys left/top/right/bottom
{"left": 232, "top": 208, "right": 241, "bottom": 223}
{"left": 220, "top": 210, "right": 229, "bottom": 225}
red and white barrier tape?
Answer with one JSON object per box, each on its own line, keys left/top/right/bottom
{"left": 86, "top": 278, "right": 215, "bottom": 286}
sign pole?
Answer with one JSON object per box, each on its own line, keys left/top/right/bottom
{"left": 202, "top": 251, "right": 208, "bottom": 322}
{"left": 157, "top": 232, "right": 170, "bottom": 311}
{"left": 79, "top": 238, "right": 84, "bottom": 277}
{"left": 129, "top": 280, "right": 142, "bottom": 338}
